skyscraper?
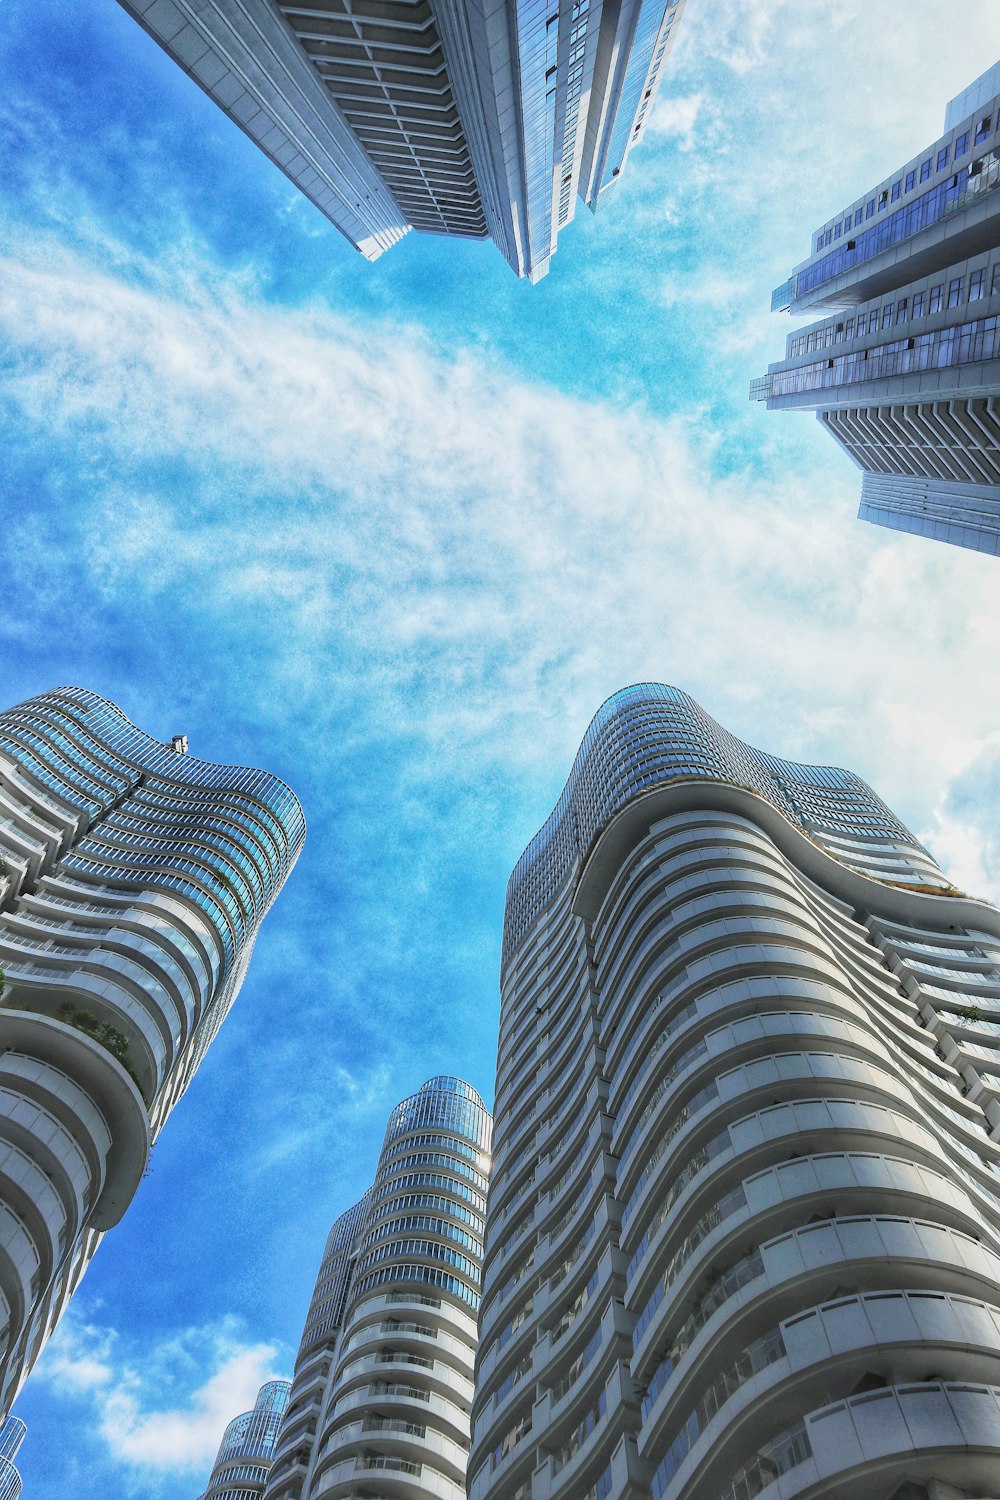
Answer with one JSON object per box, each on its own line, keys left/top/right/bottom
{"left": 115, "top": 0, "right": 688, "bottom": 281}
{"left": 0, "top": 686, "right": 304, "bottom": 1415}
{"left": 198, "top": 1381, "right": 291, "bottom": 1500}
{"left": 262, "top": 1075, "right": 492, "bottom": 1500}
{"left": 471, "top": 683, "right": 1000, "bottom": 1500}
{"left": 753, "top": 60, "right": 1000, "bottom": 555}
{"left": 0, "top": 1418, "right": 25, "bottom": 1500}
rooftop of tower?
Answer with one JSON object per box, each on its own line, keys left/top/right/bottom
{"left": 501, "top": 682, "right": 948, "bottom": 971}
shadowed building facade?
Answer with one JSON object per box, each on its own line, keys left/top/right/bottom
{"left": 0, "top": 687, "right": 304, "bottom": 1415}
{"left": 198, "top": 1381, "right": 292, "bottom": 1500}
{"left": 262, "top": 1075, "right": 492, "bottom": 1500}
{"left": 754, "top": 61, "right": 1000, "bottom": 555}
{"left": 471, "top": 682, "right": 1000, "bottom": 1500}
{"left": 115, "top": 0, "right": 687, "bottom": 281}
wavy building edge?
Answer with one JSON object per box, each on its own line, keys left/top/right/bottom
{"left": 0, "top": 685, "right": 304, "bottom": 1415}
{"left": 475, "top": 681, "right": 1000, "bottom": 1500}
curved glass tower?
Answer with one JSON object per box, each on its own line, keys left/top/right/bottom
{"left": 263, "top": 1076, "right": 492, "bottom": 1500}
{"left": 0, "top": 1417, "right": 25, "bottom": 1500}
{"left": 0, "top": 686, "right": 304, "bottom": 1414}
{"left": 472, "top": 684, "right": 1000, "bottom": 1500}
{"left": 199, "top": 1381, "right": 291, "bottom": 1500}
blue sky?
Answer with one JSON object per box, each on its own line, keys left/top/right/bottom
{"left": 3, "top": 0, "right": 1000, "bottom": 1492}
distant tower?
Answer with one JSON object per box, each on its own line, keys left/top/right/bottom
{"left": 0, "top": 687, "right": 304, "bottom": 1414}
{"left": 198, "top": 1381, "right": 290, "bottom": 1500}
{"left": 263, "top": 1076, "right": 492, "bottom": 1500}
{"left": 754, "top": 60, "right": 1000, "bottom": 555}
{"left": 0, "top": 1417, "right": 25, "bottom": 1500}
{"left": 472, "top": 682, "right": 1000, "bottom": 1500}
{"left": 115, "top": 0, "right": 688, "bottom": 281}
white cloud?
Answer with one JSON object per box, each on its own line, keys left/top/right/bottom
{"left": 34, "top": 1312, "right": 285, "bottom": 1479}
{"left": 1, "top": 223, "right": 999, "bottom": 866}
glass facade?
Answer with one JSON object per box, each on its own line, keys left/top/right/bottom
{"left": 476, "top": 683, "right": 1000, "bottom": 1500}
{"left": 199, "top": 1381, "right": 290, "bottom": 1500}
{"left": 504, "top": 682, "right": 942, "bottom": 967}
{"left": 0, "top": 686, "right": 303, "bottom": 1419}
{"left": 114, "top": 0, "right": 689, "bottom": 281}
{"left": 261, "top": 1078, "right": 492, "bottom": 1500}
{"left": 757, "top": 62, "right": 1000, "bottom": 556}
{"left": 0, "top": 1419, "right": 24, "bottom": 1500}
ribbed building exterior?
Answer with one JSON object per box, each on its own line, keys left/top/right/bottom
{"left": 198, "top": 1381, "right": 291, "bottom": 1500}
{"left": 471, "top": 682, "right": 1000, "bottom": 1500}
{"left": 115, "top": 0, "right": 687, "bottom": 281}
{"left": 262, "top": 1075, "right": 492, "bottom": 1500}
{"left": 0, "top": 686, "right": 304, "bottom": 1415}
{"left": 0, "top": 1417, "right": 25, "bottom": 1500}
{"left": 753, "top": 60, "right": 1000, "bottom": 555}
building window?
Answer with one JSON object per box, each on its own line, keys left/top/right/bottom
{"left": 955, "top": 129, "right": 971, "bottom": 155}
{"left": 948, "top": 276, "right": 964, "bottom": 307}
{"left": 881, "top": 304, "right": 893, "bottom": 328}
{"left": 816, "top": 234, "right": 823, "bottom": 252}
{"left": 929, "top": 284, "right": 944, "bottom": 312}
{"left": 911, "top": 291, "right": 925, "bottom": 318}
{"left": 895, "top": 297, "right": 908, "bottom": 321}
{"left": 856, "top": 312, "right": 867, "bottom": 336}
{"left": 845, "top": 318, "right": 854, "bottom": 338}
{"left": 976, "top": 114, "right": 992, "bottom": 142}
{"left": 854, "top": 207, "right": 863, "bottom": 226}
{"left": 919, "top": 157, "right": 932, "bottom": 181}
{"left": 843, "top": 217, "right": 852, "bottom": 234}
{"left": 878, "top": 189, "right": 888, "bottom": 209}
{"left": 937, "top": 145, "right": 950, "bottom": 170}
{"left": 890, "top": 180, "right": 901, "bottom": 201}
{"left": 905, "top": 169, "right": 916, "bottom": 192}
{"left": 865, "top": 198, "right": 875, "bottom": 218}
{"left": 834, "top": 222, "right": 842, "bottom": 239}
{"left": 970, "top": 268, "right": 986, "bottom": 301}
{"left": 992, "top": 265, "right": 1000, "bottom": 297}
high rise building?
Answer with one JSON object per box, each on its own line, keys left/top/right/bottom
{"left": 471, "top": 682, "right": 1000, "bottom": 1500}
{"left": 753, "top": 60, "right": 1000, "bottom": 556}
{"left": 0, "top": 686, "right": 304, "bottom": 1415}
{"left": 198, "top": 1381, "right": 291, "bottom": 1500}
{"left": 261, "top": 1075, "right": 492, "bottom": 1500}
{"left": 0, "top": 1417, "right": 25, "bottom": 1500}
{"left": 115, "top": 0, "right": 688, "bottom": 281}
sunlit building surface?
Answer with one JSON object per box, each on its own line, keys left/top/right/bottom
{"left": 0, "top": 687, "right": 304, "bottom": 1415}
{"left": 262, "top": 1075, "right": 492, "bottom": 1499}
{"left": 754, "top": 61, "right": 1000, "bottom": 555}
{"left": 115, "top": 0, "right": 687, "bottom": 281}
{"left": 198, "top": 1381, "right": 291, "bottom": 1500}
{"left": 471, "top": 682, "right": 1000, "bottom": 1500}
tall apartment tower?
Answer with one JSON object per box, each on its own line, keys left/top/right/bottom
{"left": 0, "top": 686, "right": 304, "bottom": 1415}
{"left": 753, "top": 60, "right": 1000, "bottom": 556}
{"left": 471, "top": 682, "right": 1000, "bottom": 1500}
{"left": 260, "top": 1075, "right": 492, "bottom": 1500}
{"left": 0, "top": 1417, "right": 25, "bottom": 1500}
{"left": 198, "top": 1380, "right": 291, "bottom": 1500}
{"left": 115, "top": 0, "right": 688, "bottom": 281}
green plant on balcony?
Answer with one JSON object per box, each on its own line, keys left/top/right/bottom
{"left": 956, "top": 1003, "right": 982, "bottom": 1024}
{"left": 56, "top": 1002, "right": 143, "bottom": 1092}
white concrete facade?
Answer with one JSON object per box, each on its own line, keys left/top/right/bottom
{"left": 471, "top": 684, "right": 1000, "bottom": 1500}
{"left": 262, "top": 1076, "right": 492, "bottom": 1500}
{"left": 0, "top": 687, "right": 304, "bottom": 1416}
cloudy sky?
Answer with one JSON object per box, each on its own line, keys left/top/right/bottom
{"left": 3, "top": 0, "right": 1000, "bottom": 1493}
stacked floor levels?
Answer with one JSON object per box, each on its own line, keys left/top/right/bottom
{"left": 260, "top": 1075, "right": 492, "bottom": 1500}
{"left": 471, "top": 682, "right": 1000, "bottom": 1500}
{"left": 754, "top": 60, "right": 1000, "bottom": 555}
{"left": 116, "top": 0, "right": 687, "bottom": 280}
{"left": 0, "top": 687, "right": 304, "bottom": 1414}
{"left": 198, "top": 1381, "right": 291, "bottom": 1500}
